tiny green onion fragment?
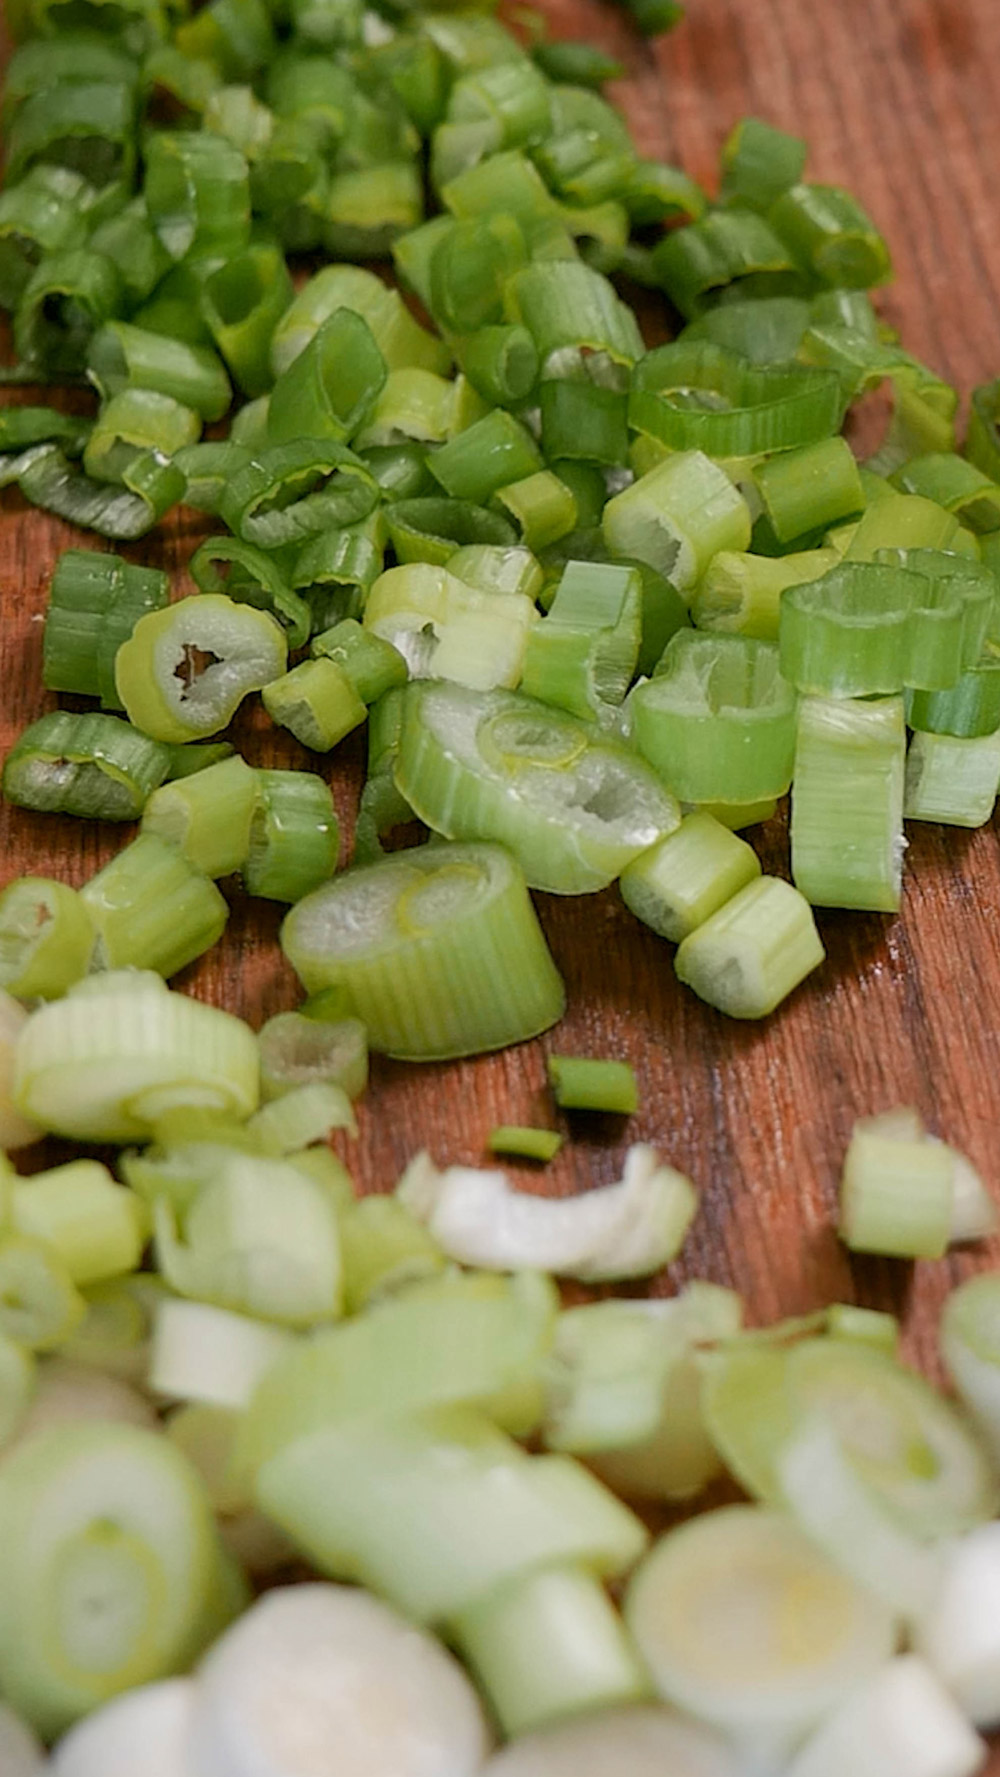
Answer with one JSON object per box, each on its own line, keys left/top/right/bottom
{"left": 488, "top": 1126, "right": 564, "bottom": 1163}
{"left": 547, "top": 1057, "right": 638, "bottom": 1116}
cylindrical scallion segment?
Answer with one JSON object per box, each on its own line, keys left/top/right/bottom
{"left": 904, "top": 729, "right": 1000, "bottom": 828}
{"left": 502, "top": 257, "right": 643, "bottom": 382}
{"left": 429, "top": 408, "right": 542, "bottom": 506}
{"left": 14, "top": 443, "right": 185, "bottom": 542}
{"left": 493, "top": 471, "right": 578, "bottom": 554}
{"left": 521, "top": 560, "right": 640, "bottom": 721}
{"left": 838, "top": 1119, "right": 983, "bottom": 1260}
{"left": 0, "top": 164, "right": 92, "bottom": 312}
{"left": 140, "top": 755, "right": 257, "bottom": 879}
{"left": 267, "top": 308, "right": 387, "bottom": 448}
{"left": 281, "top": 841, "right": 565, "bottom": 1060}
{"left": 310, "top": 619, "right": 407, "bottom": 705}
{"left": 244, "top": 770, "right": 339, "bottom": 903}
{"left": 263, "top": 658, "right": 368, "bottom": 752}
{"left": 630, "top": 341, "right": 842, "bottom": 458}
{"left": 653, "top": 209, "right": 802, "bottom": 318}
{"left": 0, "top": 1423, "right": 219, "bottom": 1739}
{"left": 540, "top": 378, "right": 628, "bottom": 466}
{"left": 720, "top": 116, "right": 807, "bottom": 210}
{"left": 81, "top": 835, "right": 229, "bottom": 978}
{"left": 603, "top": 450, "right": 752, "bottom": 592}
{"left": 620, "top": 812, "right": 762, "bottom": 942}
{"left": 0, "top": 878, "right": 94, "bottom": 1000}
{"left": 395, "top": 680, "right": 680, "bottom": 894}
{"left": 770, "top": 182, "right": 892, "bottom": 289}
{"left": 88, "top": 322, "right": 232, "bottom": 423}
{"left": 2, "top": 711, "right": 171, "bottom": 821}
{"left": 338, "top": 1196, "right": 444, "bottom": 1313}
{"left": 197, "top": 239, "right": 293, "bottom": 398}
{"left": 453, "top": 1563, "right": 651, "bottom": 1741}
{"left": 114, "top": 595, "right": 288, "bottom": 744}
{"left": 754, "top": 436, "right": 863, "bottom": 543}
{"left": 188, "top": 537, "right": 311, "bottom": 651}
{"left": 13, "top": 973, "right": 259, "bottom": 1145}
{"left": 175, "top": 443, "right": 253, "bottom": 516}
{"left": 364, "top": 562, "right": 535, "bottom": 691}
{"left": 487, "top": 1127, "right": 563, "bottom": 1162}
{"left": 82, "top": 389, "right": 200, "bottom": 488}
{"left": 14, "top": 248, "right": 123, "bottom": 378}
{"left": 385, "top": 496, "right": 516, "bottom": 567}
{"left": 548, "top": 1056, "right": 638, "bottom": 1115}
{"left": 779, "top": 560, "right": 943, "bottom": 697}
{"left": 43, "top": 547, "right": 166, "bottom": 695}
{"left": 10, "top": 1159, "right": 145, "bottom": 1285}
{"left": 270, "top": 261, "right": 449, "bottom": 380}
{"left": 792, "top": 694, "right": 906, "bottom": 912}
{"left": 258, "top": 1009, "right": 367, "bottom": 1104}
{"left": 454, "top": 325, "right": 538, "bottom": 409}
{"left": 144, "top": 129, "right": 251, "bottom": 263}
{"left": 691, "top": 548, "right": 838, "bottom": 643}
{"left": 0, "top": 1235, "right": 85, "bottom": 1352}
{"left": 219, "top": 440, "right": 379, "bottom": 550}
{"left": 630, "top": 633, "right": 797, "bottom": 804}
{"left": 674, "top": 876, "right": 824, "bottom": 1019}
{"left": 891, "top": 451, "right": 1000, "bottom": 534}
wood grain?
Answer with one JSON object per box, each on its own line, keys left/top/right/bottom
{"left": 5, "top": 0, "right": 1000, "bottom": 1670}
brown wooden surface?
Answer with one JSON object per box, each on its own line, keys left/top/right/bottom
{"left": 4, "top": 0, "right": 1000, "bottom": 1554}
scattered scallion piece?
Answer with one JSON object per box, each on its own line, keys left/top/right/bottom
{"left": 547, "top": 1056, "right": 638, "bottom": 1116}
{"left": 488, "top": 1126, "right": 563, "bottom": 1163}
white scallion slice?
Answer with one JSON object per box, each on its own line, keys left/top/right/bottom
{"left": 480, "top": 1704, "right": 741, "bottom": 1777}
{"left": 784, "top": 1656, "right": 986, "bottom": 1777}
{"left": 395, "top": 681, "right": 680, "bottom": 894}
{"left": 12, "top": 974, "right": 259, "bottom": 1143}
{"left": 941, "top": 1272, "right": 1000, "bottom": 1467}
{"left": 50, "top": 1679, "right": 197, "bottom": 1777}
{"left": 624, "top": 1504, "right": 897, "bottom": 1767}
{"left": 915, "top": 1523, "right": 1000, "bottom": 1728}
{"left": 151, "top": 1298, "right": 294, "bottom": 1409}
{"left": 0, "top": 1422, "right": 219, "bottom": 1738}
{"left": 187, "top": 1583, "right": 492, "bottom": 1777}
{"left": 398, "top": 1143, "right": 697, "bottom": 1282}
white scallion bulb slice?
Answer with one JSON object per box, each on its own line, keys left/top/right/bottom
{"left": 188, "top": 1583, "right": 492, "bottom": 1777}
{"left": 397, "top": 1143, "right": 697, "bottom": 1282}
{"left": 50, "top": 1678, "right": 197, "bottom": 1777}
{"left": 915, "top": 1522, "right": 1000, "bottom": 1727}
{"left": 624, "top": 1504, "right": 897, "bottom": 1767}
{"left": 480, "top": 1704, "right": 741, "bottom": 1777}
{"left": 784, "top": 1656, "right": 986, "bottom": 1777}
{"left": 0, "top": 1422, "right": 219, "bottom": 1738}
{"left": 394, "top": 680, "right": 680, "bottom": 894}
{"left": 151, "top": 1298, "right": 294, "bottom": 1409}
{"left": 13, "top": 975, "right": 259, "bottom": 1143}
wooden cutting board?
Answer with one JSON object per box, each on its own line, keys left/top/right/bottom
{"left": 4, "top": 5, "right": 1000, "bottom": 1742}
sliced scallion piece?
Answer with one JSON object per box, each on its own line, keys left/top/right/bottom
{"left": 631, "top": 633, "right": 797, "bottom": 804}
{"left": 81, "top": 835, "right": 229, "bottom": 979}
{"left": 2, "top": 711, "right": 171, "bottom": 822}
{"left": 140, "top": 754, "right": 257, "bottom": 880}
{"left": 243, "top": 771, "right": 339, "bottom": 905}
{"left": 0, "top": 878, "right": 94, "bottom": 1001}
{"left": 547, "top": 1056, "right": 638, "bottom": 1115}
{"left": 603, "top": 449, "right": 752, "bottom": 591}
{"left": 114, "top": 595, "right": 288, "bottom": 744}
{"left": 791, "top": 695, "right": 906, "bottom": 912}
{"left": 395, "top": 680, "right": 680, "bottom": 894}
{"left": 675, "top": 876, "right": 824, "bottom": 1018}
{"left": 257, "top": 1010, "right": 367, "bottom": 1103}
{"left": 905, "top": 728, "right": 1000, "bottom": 827}
{"left": 87, "top": 321, "right": 232, "bottom": 423}
{"left": 488, "top": 1126, "right": 563, "bottom": 1162}
{"left": 620, "top": 811, "right": 761, "bottom": 943}
{"left": 281, "top": 841, "right": 564, "bottom": 1060}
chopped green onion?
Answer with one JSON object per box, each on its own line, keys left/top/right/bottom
{"left": 15, "top": 248, "right": 122, "bottom": 378}
{"left": 521, "top": 559, "right": 640, "bottom": 720}
{"left": 620, "top": 812, "right": 762, "bottom": 943}
{"left": 675, "top": 876, "right": 824, "bottom": 1018}
{"left": 270, "top": 261, "right": 449, "bottom": 381}
{"left": 88, "top": 321, "right": 232, "bottom": 423}
{"left": 81, "top": 834, "right": 229, "bottom": 979}
{"left": 114, "top": 595, "right": 288, "bottom": 744}
{"left": 14, "top": 442, "right": 184, "bottom": 541}
{"left": 197, "top": 241, "right": 294, "bottom": 399}
{"left": 151, "top": 1298, "right": 292, "bottom": 1412}
{"left": 175, "top": 442, "right": 252, "bottom": 515}
{"left": 337, "top": 1195, "right": 445, "bottom": 1315}
{"left": 0, "top": 1422, "right": 220, "bottom": 1738}
{"left": 770, "top": 181, "right": 892, "bottom": 289}
{"left": 453, "top": 1563, "right": 650, "bottom": 1741}
{"left": 400, "top": 1142, "right": 695, "bottom": 1280}
{"left": 624, "top": 1505, "right": 896, "bottom": 1767}
{"left": 257, "top": 1010, "right": 367, "bottom": 1104}
{"left": 547, "top": 1056, "right": 638, "bottom": 1115}
{"left": 891, "top": 451, "right": 1000, "bottom": 534}
{"left": 140, "top": 754, "right": 257, "bottom": 880}
{"left": 144, "top": 129, "right": 250, "bottom": 264}
{"left": 365, "top": 561, "right": 534, "bottom": 689}
{"left": 791, "top": 695, "right": 906, "bottom": 912}
{"left": 310, "top": 619, "right": 407, "bottom": 705}
{"left": 604, "top": 450, "right": 752, "bottom": 591}
{"left": 0, "top": 1235, "right": 86, "bottom": 1351}
{"left": 631, "top": 632, "right": 797, "bottom": 804}
{"left": 0, "top": 878, "right": 94, "bottom": 1000}
{"left": 720, "top": 116, "right": 807, "bottom": 210}
{"left": 220, "top": 439, "right": 378, "bottom": 550}
{"left": 243, "top": 770, "right": 339, "bottom": 905}
{"left": 904, "top": 729, "right": 1000, "bottom": 827}
{"left": 630, "top": 341, "right": 842, "bottom": 458}
{"left": 754, "top": 436, "right": 862, "bottom": 544}
{"left": 653, "top": 208, "right": 802, "bottom": 319}
{"left": 282, "top": 841, "right": 565, "bottom": 1060}
{"left": 395, "top": 680, "right": 680, "bottom": 894}
{"left": 692, "top": 547, "right": 837, "bottom": 642}
{"left": 189, "top": 537, "right": 310, "bottom": 651}
{"left": 488, "top": 1126, "right": 563, "bottom": 1162}
{"left": 385, "top": 495, "right": 516, "bottom": 566}
{"left": 839, "top": 1114, "right": 996, "bottom": 1258}
{"left": 941, "top": 1274, "right": 1000, "bottom": 1471}
{"left": 267, "top": 307, "right": 386, "bottom": 449}
{"left": 2, "top": 711, "right": 171, "bottom": 822}
{"left": 8, "top": 1160, "right": 144, "bottom": 1286}
{"left": 504, "top": 257, "right": 643, "bottom": 384}
{"left": 263, "top": 658, "right": 368, "bottom": 753}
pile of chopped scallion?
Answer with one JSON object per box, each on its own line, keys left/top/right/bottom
{"left": 4, "top": 0, "right": 1000, "bottom": 1771}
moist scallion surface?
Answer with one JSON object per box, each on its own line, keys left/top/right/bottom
{"left": 3, "top": 0, "right": 1000, "bottom": 1771}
